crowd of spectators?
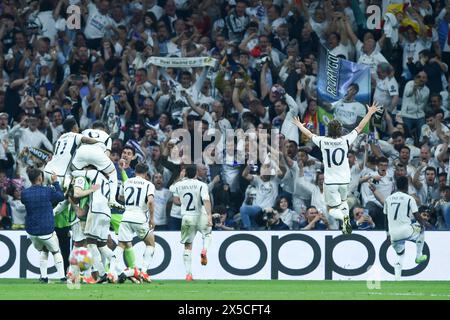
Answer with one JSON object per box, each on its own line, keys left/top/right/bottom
{"left": 1, "top": 0, "right": 450, "bottom": 232}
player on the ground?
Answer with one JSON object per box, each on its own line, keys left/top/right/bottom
{"left": 292, "top": 102, "right": 379, "bottom": 234}
{"left": 71, "top": 121, "right": 122, "bottom": 209}
{"left": 43, "top": 118, "right": 98, "bottom": 188}
{"left": 71, "top": 167, "right": 116, "bottom": 284}
{"left": 171, "top": 164, "right": 212, "bottom": 281}
{"left": 109, "top": 162, "right": 156, "bottom": 284}
{"left": 383, "top": 176, "right": 428, "bottom": 281}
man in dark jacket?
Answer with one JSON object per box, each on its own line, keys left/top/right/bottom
{"left": 21, "top": 168, "right": 66, "bottom": 283}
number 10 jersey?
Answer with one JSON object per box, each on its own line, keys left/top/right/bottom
{"left": 311, "top": 129, "right": 358, "bottom": 184}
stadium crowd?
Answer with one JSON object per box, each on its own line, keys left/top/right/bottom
{"left": 0, "top": 0, "right": 450, "bottom": 235}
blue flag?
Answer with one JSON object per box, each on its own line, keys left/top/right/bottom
{"left": 317, "top": 45, "right": 371, "bottom": 104}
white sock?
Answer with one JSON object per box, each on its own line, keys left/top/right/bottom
{"left": 394, "top": 252, "right": 405, "bottom": 281}
{"left": 329, "top": 208, "right": 344, "bottom": 221}
{"left": 40, "top": 251, "right": 49, "bottom": 278}
{"left": 108, "top": 167, "right": 118, "bottom": 202}
{"left": 87, "top": 244, "right": 105, "bottom": 276}
{"left": 142, "top": 246, "right": 155, "bottom": 271}
{"left": 183, "top": 249, "right": 192, "bottom": 275}
{"left": 339, "top": 202, "right": 350, "bottom": 217}
{"left": 98, "top": 246, "right": 114, "bottom": 268}
{"left": 203, "top": 234, "right": 212, "bottom": 252}
{"left": 416, "top": 231, "right": 425, "bottom": 260}
{"left": 112, "top": 246, "right": 124, "bottom": 274}
{"left": 53, "top": 251, "right": 65, "bottom": 279}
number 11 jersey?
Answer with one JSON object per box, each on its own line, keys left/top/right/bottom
{"left": 122, "top": 176, "right": 155, "bottom": 224}
{"left": 311, "top": 129, "right": 358, "bottom": 184}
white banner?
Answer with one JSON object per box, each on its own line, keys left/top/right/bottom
{"left": 1, "top": 231, "right": 449, "bottom": 280}
{"left": 147, "top": 56, "right": 218, "bottom": 68}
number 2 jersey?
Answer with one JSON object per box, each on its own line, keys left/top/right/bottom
{"left": 311, "top": 129, "right": 358, "bottom": 184}
{"left": 383, "top": 191, "right": 419, "bottom": 241}
{"left": 122, "top": 176, "right": 155, "bottom": 224}
{"left": 171, "top": 178, "right": 210, "bottom": 217}
{"left": 72, "top": 169, "right": 111, "bottom": 217}
{"left": 44, "top": 132, "right": 84, "bottom": 176}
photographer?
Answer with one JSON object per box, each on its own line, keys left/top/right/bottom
{"left": 263, "top": 207, "right": 289, "bottom": 231}
{"left": 300, "top": 206, "right": 329, "bottom": 231}
{"left": 212, "top": 205, "right": 235, "bottom": 231}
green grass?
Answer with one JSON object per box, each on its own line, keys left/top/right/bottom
{"left": 0, "top": 279, "right": 450, "bottom": 300}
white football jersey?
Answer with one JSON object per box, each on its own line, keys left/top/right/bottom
{"left": 312, "top": 130, "right": 358, "bottom": 184}
{"left": 122, "top": 176, "right": 155, "bottom": 224}
{"left": 383, "top": 191, "right": 418, "bottom": 240}
{"left": 44, "top": 132, "right": 83, "bottom": 175}
{"left": 172, "top": 178, "right": 210, "bottom": 216}
{"left": 73, "top": 169, "right": 111, "bottom": 217}
{"left": 82, "top": 129, "right": 112, "bottom": 151}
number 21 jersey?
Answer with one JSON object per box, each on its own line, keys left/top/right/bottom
{"left": 311, "top": 129, "right": 358, "bottom": 184}
{"left": 122, "top": 176, "right": 155, "bottom": 224}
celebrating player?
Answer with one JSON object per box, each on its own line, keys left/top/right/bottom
{"left": 109, "top": 163, "right": 155, "bottom": 284}
{"left": 71, "top": 167, "right": 116, "bottom": 284}
{"left": 383, "top": 176, "right": 428, "bottom": 281}
{"left": 172, "top": 165, "right": 213, "bottom": 281}
{"left": 292, "top": 102, "right": 379, "bottom": 234}
{"left": 71, "top": 121, "right": 123, "bottom": 209}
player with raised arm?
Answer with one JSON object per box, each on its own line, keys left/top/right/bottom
{"left": 43, "top": 118, "right": 98, "bottom": 190}
{"left": 109, "top": 163, "right": 156, "bottom": 284}
{"left": 71, "top": 167, "right": 116, "bottom": 284}
{"left": 383, "top": 176, "right": 428, "bottom": 281}
{"left": 172, "top": 164, "right": 213, "bottom": 281}
{"left": 71, "top": 121, "right": 123, "bottom": 209}
{"left": 292, "top": 102, "right": 379, "bottom": 234}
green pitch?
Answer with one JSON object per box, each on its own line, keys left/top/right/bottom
{"left": 0, "top": 279, "right": 449, "bottom": 300}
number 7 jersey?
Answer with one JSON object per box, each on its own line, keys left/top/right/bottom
{"left": 122, "top": 176, "right": 155, "bottom": 224}
{"left": 311, "top": 129, "right": 358, "bottom": 184}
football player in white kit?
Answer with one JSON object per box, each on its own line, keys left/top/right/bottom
{"left": 71, "top": 121, "right": 122, "bottom": 209}
{"left": 292, "top": 102, "right": 379, "bottom": 234}
{"left": 384, "top": 176, "right": 428, "bottom": 281}
{"left": 108, "top": 163, "right": 155, "bottom": 284}
{"left": 43, "top": 118, "right": 98, "bottom": 189}
{"left": 172, "top": 165, "right": 213, "bottom": 281}
{"left": 71, "top": 167, "right": 116, "bottom": 284}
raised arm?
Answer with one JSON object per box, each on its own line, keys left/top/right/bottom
{"left": 291, "top": 116, "right": 314, "bottom": 140}
{"left": 355, "top": 102, "right": 379, "bottom": 133}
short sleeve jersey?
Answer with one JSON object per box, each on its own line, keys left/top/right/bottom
{"left": 45, "top": 132, "right": 83, "bottom": 175}
{"left": 311, "top": 129, "right": 358, "bottom": 184}
{"left": 82, "top": 129, "right": 112, "bottom": 151}
{"left": 122, "top": 176, "right": 155, "bottom": 224}
{"left": 383, "top": 191, "right": 418, "bottom": 239}
{"left": 172, "top": 178, "right": 210, "bottom": 216}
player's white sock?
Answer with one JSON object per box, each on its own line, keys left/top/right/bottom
{"left": 111, "top": 246, "right": 124, "bottom": 274}
{"left": 40, "top": 251, "right": 49, "bottom": 278}
{"left": 416, "top": 231, "right": 425, "bottom": 260}
{"left": 328, "top": 208, "right": 344, "bottom": 221}
{"left": 183, "top": 249, "right": 192, "bottom": 275}
{"left": 203, "top": 234, "right": 212, "bottom": 252}
{"left": 338, "top": 201, "right": 350, "bottom": 217}
{"left": 142, "top": 246, "right": 155, "bottom": 271}
{"left": 87, "top": 244, "right": 105, "bottom": 276}
{"left": 394, "top": 252, "right": 405, "bottom": 281}
{"left": 52, "top": 251, "right": 66, "bottom": 279}
{"left": 53, "top": 199, "right": 68, "bottom": 215}
{"left": 98, "top": 246, "right": 115, "bottom": 267}
{"left": 108, "top": 168, "right": 119, "bottom": 202}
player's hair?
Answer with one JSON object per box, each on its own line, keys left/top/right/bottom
{"left": 92, "top": 121, "right": 106, "bottom": 130}
{"left": 185, "top": 164, "right": 197, "bottom": 178}
{"left": 122, "top": 145, "right": 136, "bottom": 155}
{"left": 135, "top": 162, "right": 149, "bottom": 174}
{"left": 27, "top": 167, "right": 43, "bottom": 184}
{"left": 327, "top": 119, "right": 342, "bottom": 138}
{"left": 396, "top": 176, "right": 408, "bottom": 192}
{"left": 62, "top": 118, "right": 78, "bottom": 132}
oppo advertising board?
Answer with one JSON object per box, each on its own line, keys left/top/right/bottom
{"left": 1, "top": 231, "right": 449, "bottom": 280}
